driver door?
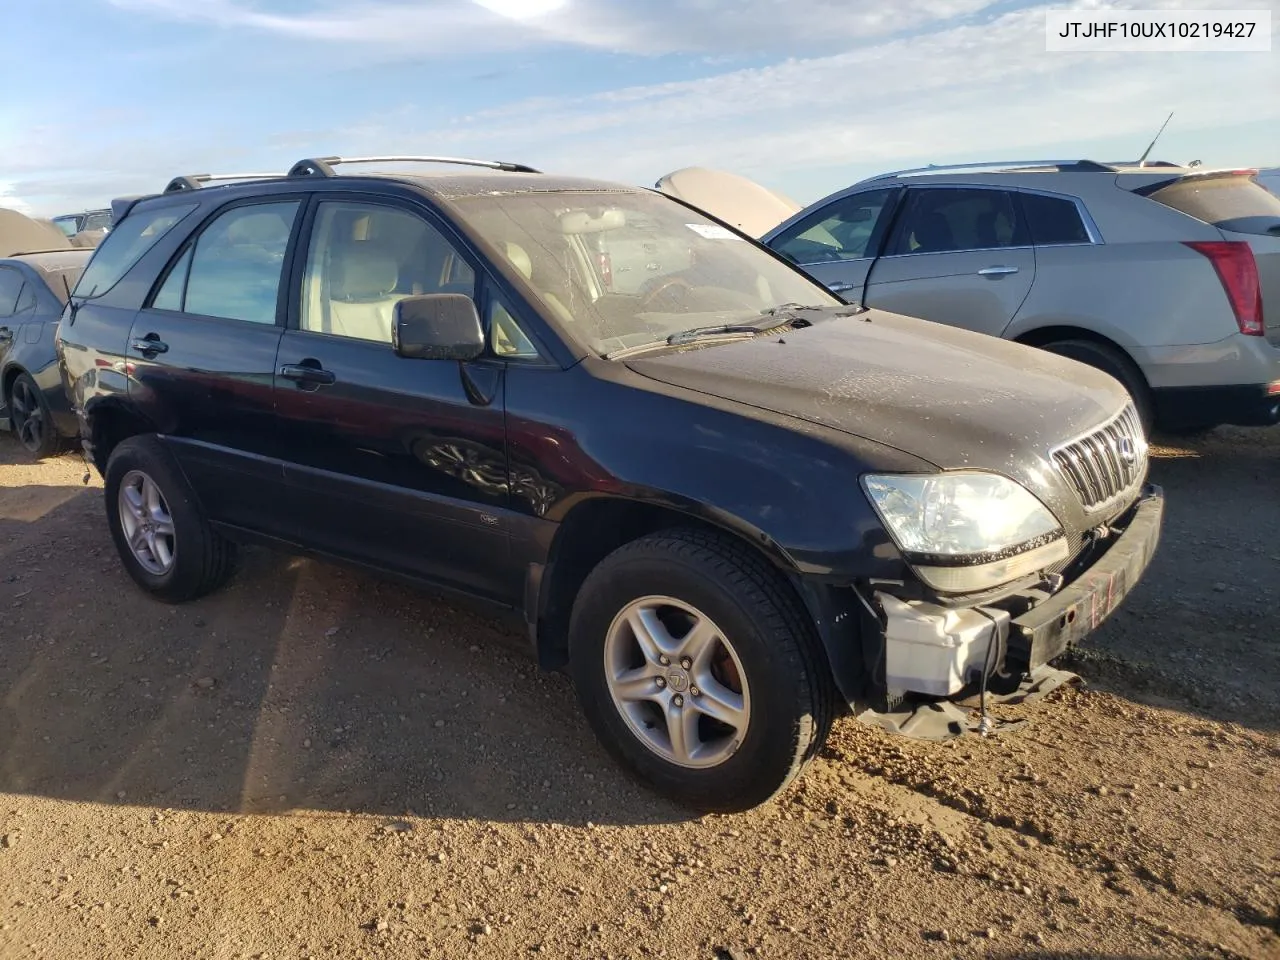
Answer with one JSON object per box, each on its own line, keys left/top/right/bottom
{"left": 273, "top": 196, "right": 519, "bottom": 602}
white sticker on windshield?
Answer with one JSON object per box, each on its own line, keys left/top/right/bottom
{"left": 686, "top": 223, "right": 744, "bottom": 240}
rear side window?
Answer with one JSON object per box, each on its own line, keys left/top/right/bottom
{"left": 156, "top": 201, "right": 301, "bottom": 325}
{"left": 1020, "top": 193, "right": 1092, "bottom": 245}
{"left": 0, "top": 267, "right": 24, "bottom": 318}
{"left": 889, "top": 188, "right": 1028, "bottom": 255}
{"left": 72, "top": 203, "right": 197, "bottom": 299}
{"left": 1145, "top": 175, "right": 1280, "bottom": 231}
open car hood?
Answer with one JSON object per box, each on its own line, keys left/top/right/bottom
{"left": 654, "top": 167, "right": 802, "bottom": 239}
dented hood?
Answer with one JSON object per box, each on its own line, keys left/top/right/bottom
{"left": 625, "top": 308, "right": 1130, "bottom": 483}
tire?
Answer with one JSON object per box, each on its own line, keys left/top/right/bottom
{"left": 103, "top": 435, "right": 236, "bottom": 603}
{"left": 567, "top": 528, "right": 834, "bottom": 812}
{"left": 1039, "top": 339, "right": 1154, "bottom": 436}
{"left": 8, "top": 372, "right": 62, "bottom": 459}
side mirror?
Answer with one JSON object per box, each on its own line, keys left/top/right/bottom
{"left": 392, "top": 294, "right": 485, "bottom": 361}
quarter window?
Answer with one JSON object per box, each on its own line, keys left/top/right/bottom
{"left": 489, "top": 296, "right": 538, "bottom": 359}
{"left": 889, "top": 188, "right": 1027, "bottom": 255}
{"left": 1020, "top": 193, "right": 1092, "bottom": 245}
{"left": 300, "top": 201, "right": 476, "bottom": 344}
{"left": 770, "top": 189, "right": 895, "bottom": 265}
{"left": 72, "top": 202, "right": 198, "bottom": 299}
{"left": 155, "top": 201, "right": 300, "bottom": 325}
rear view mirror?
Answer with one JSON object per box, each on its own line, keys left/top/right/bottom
{"left": 392, "top": 294, "right": 484, "bottom": 361}
{"left": 559, "top": 208, "right": 626, "bottom": 234}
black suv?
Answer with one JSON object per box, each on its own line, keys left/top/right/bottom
{"left": 56, "top": 156, "right": 1164, "bottom": 811}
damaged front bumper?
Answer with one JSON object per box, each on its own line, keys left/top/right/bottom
{"left": 861, "top": 484, "right": 1164, "bottom": 706}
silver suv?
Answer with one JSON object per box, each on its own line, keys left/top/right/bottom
{"left": 660, "top": 160, "right": 1280, "bottom": 435}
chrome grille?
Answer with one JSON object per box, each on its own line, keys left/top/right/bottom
{"left": 1051, "top": 405, "right": 1147, "bottom": 510}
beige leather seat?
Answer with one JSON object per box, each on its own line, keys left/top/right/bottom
{"left": 324, "top": 246, "right": 405, "bottom": 343}
{"left": 503, "top": 241, "right": 575, "bottom": 327}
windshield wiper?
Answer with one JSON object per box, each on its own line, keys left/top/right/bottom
{"left": 762, "top": 301, "right": 867, "bottom": 318}
{"left": 760, "top": 303, "right": 826, "bottom": 316}
{"left": 665, "top": 323, "right": 768, "bottom": 346}
{"left": 604, "top": 320, "right": 774, "bottom": 360}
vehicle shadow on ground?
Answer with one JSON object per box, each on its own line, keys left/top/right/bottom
{"left": 0, "top": 474, "right": 691, "bottom": 828}
{"left": 1, "top": 427, "right": 1277, "bottom": 825}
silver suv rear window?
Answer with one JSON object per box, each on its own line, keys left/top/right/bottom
{"left": 1145, "top": 174, "right": 1280, "bottom": 228}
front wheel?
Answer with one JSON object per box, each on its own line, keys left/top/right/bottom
{"left": 568, "top": 529, "right": 834, "bottom": 812}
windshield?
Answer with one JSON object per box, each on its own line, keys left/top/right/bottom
{"left": 451, "top": 189, "right": 841, "bottom": 356}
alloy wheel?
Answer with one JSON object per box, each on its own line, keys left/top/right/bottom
{"left": 603, "top": 595, "right": 751, "bottom": 769}
{"left": 117, "top": 469, "right": 177, "bottom": 576}
{"left": 10, "top": 378, "right": 46, "bottom": 454}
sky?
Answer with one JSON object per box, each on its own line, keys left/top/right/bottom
{"left": 0, "top": 0, "right": 1276, "bottom": 217}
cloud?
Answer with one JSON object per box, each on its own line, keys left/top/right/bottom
{"left": 106, "top": 0, "right": 1003, "bottom": 54}
{"left": 332, "top": 4, "right": 1280, "bottom": 189}
{"left": 8, "top": 0, "right": 1278, "bottom": 213}
{"left": 0, "top": 182, "right": 33, "bottom": 216}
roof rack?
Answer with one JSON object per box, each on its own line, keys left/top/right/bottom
{"left": 286, "top": 155, "right": 542, "bottom": 178}
{"left": 857, "top": 159, "right": 1121, "bottom": 183}
{"left": 164, "top": 172, "right": 284, "bottom": 194}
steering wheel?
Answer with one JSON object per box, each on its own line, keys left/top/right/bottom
{"left": 638, "top": 275, "right": 695, "bottom": 312}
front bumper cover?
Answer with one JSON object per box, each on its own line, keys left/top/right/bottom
{"left": 1007, "top": 483, "right": 1163, "bottom": 671}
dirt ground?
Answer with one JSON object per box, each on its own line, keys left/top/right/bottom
{"left": 0, "top": 427, "right": 1277, "bottom": 960}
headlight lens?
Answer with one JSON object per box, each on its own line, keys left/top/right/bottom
{"left": 863, "top": 471, "right": 1060, "bottom": 557}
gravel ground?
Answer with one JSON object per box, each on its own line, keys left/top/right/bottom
{"left": 0, "top": 428, "right": 1277, "bottom": 960}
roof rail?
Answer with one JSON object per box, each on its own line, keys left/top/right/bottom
{"left": 857, "top": 159, "right": 1118, "bottom": 183}
{"left": 163, "top": 172, "right": 285, "bottom": 194}
{"left": 286, "top": 155, "right": 542, "bottom": 178}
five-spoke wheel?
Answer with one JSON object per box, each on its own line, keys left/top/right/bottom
{"left": 570, "top": 529, "right": 833, "bottom": 812}
{"left": 604, "top": 596, "right": 750, "bottom": 769}
{"left": 117, "top": 469, "right": 178, "bottom": 576}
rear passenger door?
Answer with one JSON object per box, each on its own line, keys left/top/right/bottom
{"left": 766, "top": 188, "right": 899, "bottom": 298}
{"left": 863, "top": 186, "right": 1035, "bottom": 337}
{"left": 271, "top": 196, "right": 517, "bottom": 603}
{"left": 126, "top": 197, "right": 305, "bottom": 537}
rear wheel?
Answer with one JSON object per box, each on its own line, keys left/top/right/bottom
{"left": 8, "top": 372, "right": 61, "bottom": 459}
{"left": 104, "top": 435, "right": 236, "bottom": 603}
{"left": 1039, "top": 339, "right": 1154, "bottom": 436}
{"left": 568, "top": 528, "right": 834, "bottom": 812}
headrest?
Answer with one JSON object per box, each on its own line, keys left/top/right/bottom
{"left": 504, "top": 242, "right": 532, "bottom": 280}
{"left": 331, "top": 246, "right": 398, "bottom": 300}
{"left": 913, "top": 213, "right": 954, "bottom": 253}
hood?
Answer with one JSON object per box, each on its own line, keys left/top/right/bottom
{"left": 654, "top": 167, "right": 801, "bottom": 238}
{"left": 626, "top": 309, "right": 1135, "bottom": 530}
{"left": 0, "top": 208, "right": 73, "bottom": 258}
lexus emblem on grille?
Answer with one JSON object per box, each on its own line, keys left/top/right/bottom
{"left": 1117, "top": 437, "right": 1137, "bottom": 464}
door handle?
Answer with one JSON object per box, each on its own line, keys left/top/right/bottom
{"left": 279, "top": 363, "right": 336, "bottom": 386}
{"left": 826, "top": 282, "right": 857, "bottom": 293}
{"left": 130, "top": 335, "right": 169, "bottom": 354}
{"left": 977, "top": 265, "right": 1019, "bottom": 277}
